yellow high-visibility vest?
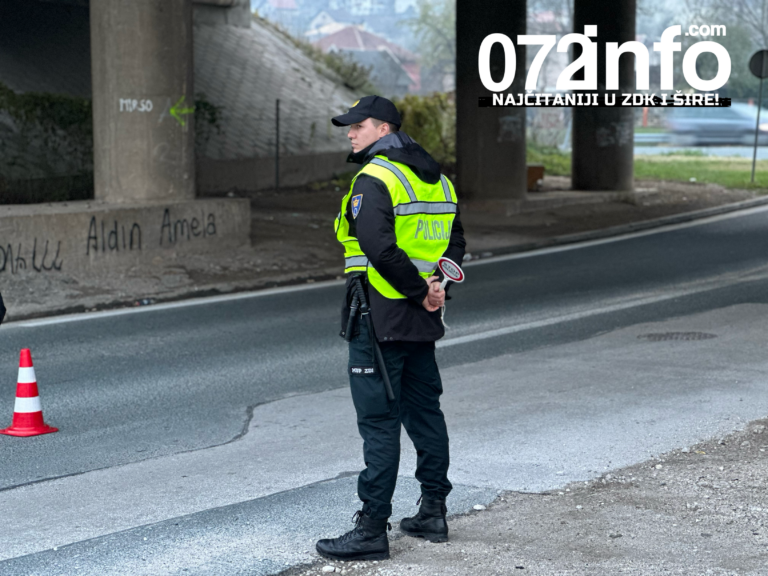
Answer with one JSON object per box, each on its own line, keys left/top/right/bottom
{"left": 334, "top": 155, "right": 458, "bottom": 299}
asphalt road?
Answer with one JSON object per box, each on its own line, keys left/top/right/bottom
{"left": 2, "top": 205, "right": 768, "bottom": 574}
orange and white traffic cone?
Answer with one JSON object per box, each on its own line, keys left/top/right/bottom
{"left": 0, "top": 349, "right": 57, "bottom": 437}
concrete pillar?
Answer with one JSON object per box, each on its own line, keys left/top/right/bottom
{"left": 90, "top": 0, "right": 195, "bottom": 203}
{"left": 456, "top": 0, "right": 526, "bottom": 200}
{"left": 572, "top": 0, "right": 635, "bottom": 191}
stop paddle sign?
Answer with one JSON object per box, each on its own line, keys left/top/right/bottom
{"left": 438, "top": 257, "right": 465, "bottom": 290}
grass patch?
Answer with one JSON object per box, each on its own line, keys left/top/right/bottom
{"left": 658, "top": 149, "right": 707, "bottom": 157}
{"left": 636, "top": 127, "right": 667, "bottom": 133}
{"left": 634, "top": 156, "right": 768, "bottom": 189}
{"left": 527, "top": 145, "right": 768, "bottom": 191}
{"left": 526, "top": 145, "right": 571, "bottom": 177}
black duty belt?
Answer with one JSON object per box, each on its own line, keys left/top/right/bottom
{"left": 345, "top": 274, "right": 395, "bottom": 402}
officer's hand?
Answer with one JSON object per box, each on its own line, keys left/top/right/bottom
{"left": 422, "top": 276, "right": 444, "bottom": 311}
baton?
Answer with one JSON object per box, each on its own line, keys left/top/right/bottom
{"left": 351, "top": 276, "right": 395, "bottom": 402}
{"left": 345, "top": 290, "right": 359, "bottom": 342}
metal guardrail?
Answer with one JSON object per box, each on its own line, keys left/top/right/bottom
{"left": 634, "top": 133, "right": 670, "bottom": 145}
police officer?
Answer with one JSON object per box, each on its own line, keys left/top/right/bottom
{"left": 316, "top": 95, "right": 465, "bottom": 562}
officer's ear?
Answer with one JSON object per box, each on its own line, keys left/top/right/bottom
{"left": 372, "top": 118, "right": 390, "bottom": 137}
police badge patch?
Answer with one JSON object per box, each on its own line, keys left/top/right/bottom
{"left": 351, "top": 194, "right": 363, "bottom": 218}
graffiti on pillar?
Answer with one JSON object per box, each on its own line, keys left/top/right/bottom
{"left": 160, "top": 209, "right": 216, "bottom": 245}
{"left": 170, "top": 96, "right": 195, "bottom": 127}
{"left": 119, "top": 98, "right": 154, "bottom": 112}
{"left": 118, "top": 96, "right": 194, "bottom": 126}
{"left": 0, "top": 239, "right": 63, "bottom": 275}
{"left": 497, "top": 114, "right": 524, "bottom": 143}
{"left": 86, "top": 217, "right": 142, "bottom": 255}
{"left": 595, "top": 120, "right": 634, "bottom": 148}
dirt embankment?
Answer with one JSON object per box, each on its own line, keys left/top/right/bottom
{"left": 286, "top": 419, "right": 768, "bottom": 576}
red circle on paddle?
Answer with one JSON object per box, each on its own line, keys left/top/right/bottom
{"left": 438, "top": 257, "right": 464, "bottom": 283}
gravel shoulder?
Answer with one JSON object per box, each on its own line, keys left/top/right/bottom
{"left": 0, "top": 177, "right": 762, "bottom": 321}
{"left": 287, "top": 419, "right": 768, "bottom": 576}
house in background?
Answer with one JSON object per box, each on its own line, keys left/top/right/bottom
{"left": 307, "top": 1, "right": 417, "bottom": 51}
{"left": 251, "top": 0, "right": 422, "bottom": 95}
{"left": 308, "top": 8, "right": 358, "bottom": 29}
{"left": 313, "top": 25, "right": 419, "bottom": 96}
{"left": 305, "top": 7, "right": 362, "bottom": 41}
{"left": 361, "top": 5, "right": 417, "bottom": 52}
{"left": 305, "top": 21, "right": 350, "bottom": 42}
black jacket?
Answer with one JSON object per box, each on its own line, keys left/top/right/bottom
{"left": 340, "top": 132, "right": 466, "bottom": 342}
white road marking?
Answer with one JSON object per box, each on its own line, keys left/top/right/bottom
{"left": 8, "top": 202, "right": 768, "bottom": 329}
{"left": 439, "top": 267, "right": 768, "bottom": 348}
{"left": 9, "top": 279, "right": 345, "bottom": 328}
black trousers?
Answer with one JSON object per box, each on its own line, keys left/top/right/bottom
{"left": 348, "top": 321, "right": 452, "bottom": 520}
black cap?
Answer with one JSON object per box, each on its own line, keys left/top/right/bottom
{"left": 332, "top": 95, "right": 401, "bottom": 128}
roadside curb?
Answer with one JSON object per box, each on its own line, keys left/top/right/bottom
{"left": 466, "top": 194, "right": 768, "bottom": 261}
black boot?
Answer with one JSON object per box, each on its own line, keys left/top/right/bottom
{"left": 399, "top": 496, "right": 448, "bottom": 543}
{"left": 316, "top": 510, "right": 391, "bottom": 561}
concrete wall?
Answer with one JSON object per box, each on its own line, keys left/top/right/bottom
{"left": 0, "top": 198, "right": 250, "bottom": 277}
{"left": 197, "top": 151, "right": 352, "bottom": 192}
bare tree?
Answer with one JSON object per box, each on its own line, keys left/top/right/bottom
{"left": 403, "top": 0, "right": 456, "bottom": 76}
{"left": 688, "top": 0, "right": 768, "bottom": 49}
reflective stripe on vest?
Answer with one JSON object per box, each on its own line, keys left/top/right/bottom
{"left": 345, "top": 255, "right": 369, "bottom": 269}
{"left": 394, "top": 202, "right": 457, "bottom": 216}
{"left": 411, "top": 258, "right": 437, "bottom": 274}
{"left": 369, "top": 158, "right": 418, "bottom": 202}
{"left": 345, "top": 256, "right": 436, "bottom": 274}
{"left": 335, "top": 154, "right": 458, "bottom": 298}
{"left": 440, "top": 175, "right": 452, "bottom": 202}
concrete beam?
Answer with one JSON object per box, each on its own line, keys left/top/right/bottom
{"left": 572, "top": 0, "right": 636, "bottom": 191}
{"left": 90, "top": 0, "right": 195, "bottom": 203}
{"left": 193, "top": 0, "right": 252, "bottom": 27}
{"left": 456, "top": 0, "right": 526, "bottom": 200}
